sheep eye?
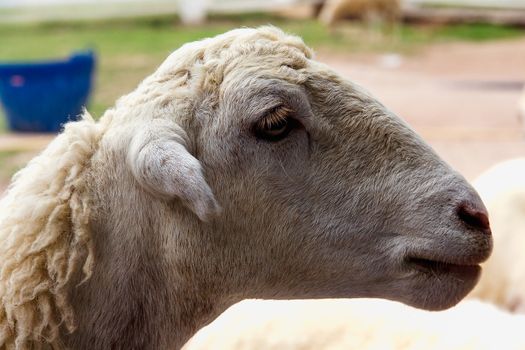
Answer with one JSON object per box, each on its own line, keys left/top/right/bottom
{"left": 255, "top": 106, "right": 296, "bottom": 142}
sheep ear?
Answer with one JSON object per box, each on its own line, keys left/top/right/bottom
{"left": 127, "top": 119, "right": 220, "bottom": 221}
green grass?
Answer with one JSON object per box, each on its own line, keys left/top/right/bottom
{"left": 0, "top": 111, "right": 5, "bottom": 134}
{"left": 0, "top": 14, "right": 523, "bottom": 127}
{"left": 1, "top": 15, "right": 522, "bottom": 61}
{"left": 0, "top": 149, "right": 27, "bottom": 182}
{"left": 434, "top": 23, "right": 525, "bottom": 41}
{"left": 0, "top": 150, "right": 20, "bottom": 164}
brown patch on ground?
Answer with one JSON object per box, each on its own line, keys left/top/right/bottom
{"left": 0, "top": 133, "right": 54, "bottom": 151}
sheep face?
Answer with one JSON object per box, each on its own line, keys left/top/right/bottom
{"left": 120, "top": 28, "right": 492, "bottom": 312}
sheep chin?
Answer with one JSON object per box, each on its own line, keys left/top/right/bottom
{"left": 400, "top": 265, "right": 482, "bottom": 311}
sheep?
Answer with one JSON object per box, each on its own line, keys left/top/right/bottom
{"left": 318, "top": 0, "right": 401, "bottom": 26}
{"left": 183, "top": 158, "right": 525, "bottom": 349}
{"left": 469, "top": 158, "right": 525, "bottom": 313}
{"left": 0, "top": 26, "right": 492, "bottom": 349}
{"left": 183, "top": 298, "right": 525, "bottom": 350}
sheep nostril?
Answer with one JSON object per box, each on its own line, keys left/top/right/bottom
{"left": 456, "top": 201, "right": 491, "bottom": 235}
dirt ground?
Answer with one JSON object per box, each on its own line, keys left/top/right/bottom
{"left": 0, "top": 36, "right": 524, "bottom": 194}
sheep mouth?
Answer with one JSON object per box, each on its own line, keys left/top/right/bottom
{"left": 406, "top": 257, "right": 481, "bottom": 277}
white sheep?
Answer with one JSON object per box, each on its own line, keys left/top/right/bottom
{"left": 0, "top": 26, "right": 492, "bottom": 349}
{"left": 469, "top": 158, "right": 525, "bottom": 313}
{"left": 183, "top": 298, "right": 525, "bottom": 350}
{"left": 318, "top": 0, "right": 401, "bottom": 26}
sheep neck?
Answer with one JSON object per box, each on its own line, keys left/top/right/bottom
{"left": 63, "top": 200, "right": 232, "bottom": 349}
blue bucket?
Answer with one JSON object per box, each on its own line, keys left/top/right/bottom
{"left": 0, "top": 51, "right": 96, "bottom": 133}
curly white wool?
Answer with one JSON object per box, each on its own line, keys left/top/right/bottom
{"left": 0, "top": 113, "right": 110, "bottom": 349}
{"left": 470, "top": 158, "right": 525, "bottom": 313}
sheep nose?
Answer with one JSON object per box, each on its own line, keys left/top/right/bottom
{"left": 456, "top": 199, "right": 491, "bottom": 235}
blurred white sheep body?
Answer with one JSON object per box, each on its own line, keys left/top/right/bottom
{"left": 470, "top": 158, "right": 525, "bottom": 312}
{"left": 184, "top": 298, "right": 525, "bottom": 350}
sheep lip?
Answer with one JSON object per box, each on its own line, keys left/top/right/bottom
{"left": 406, "top": 256, "right": 481, "bottom": 276}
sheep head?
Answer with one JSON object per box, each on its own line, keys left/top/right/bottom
{"left": 0, "top": 26, "right": 495, "bottom": 349}
{"left": 114, "top": 27, "right": 493, "bottom": 314}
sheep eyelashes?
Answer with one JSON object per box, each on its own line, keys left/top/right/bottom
{"left": 127, "top": 119, "right": 220, "bottom": 221}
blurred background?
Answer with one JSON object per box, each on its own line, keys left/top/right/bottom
{"left": 0, "top": 0, "right": 523, "bottom": 193}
